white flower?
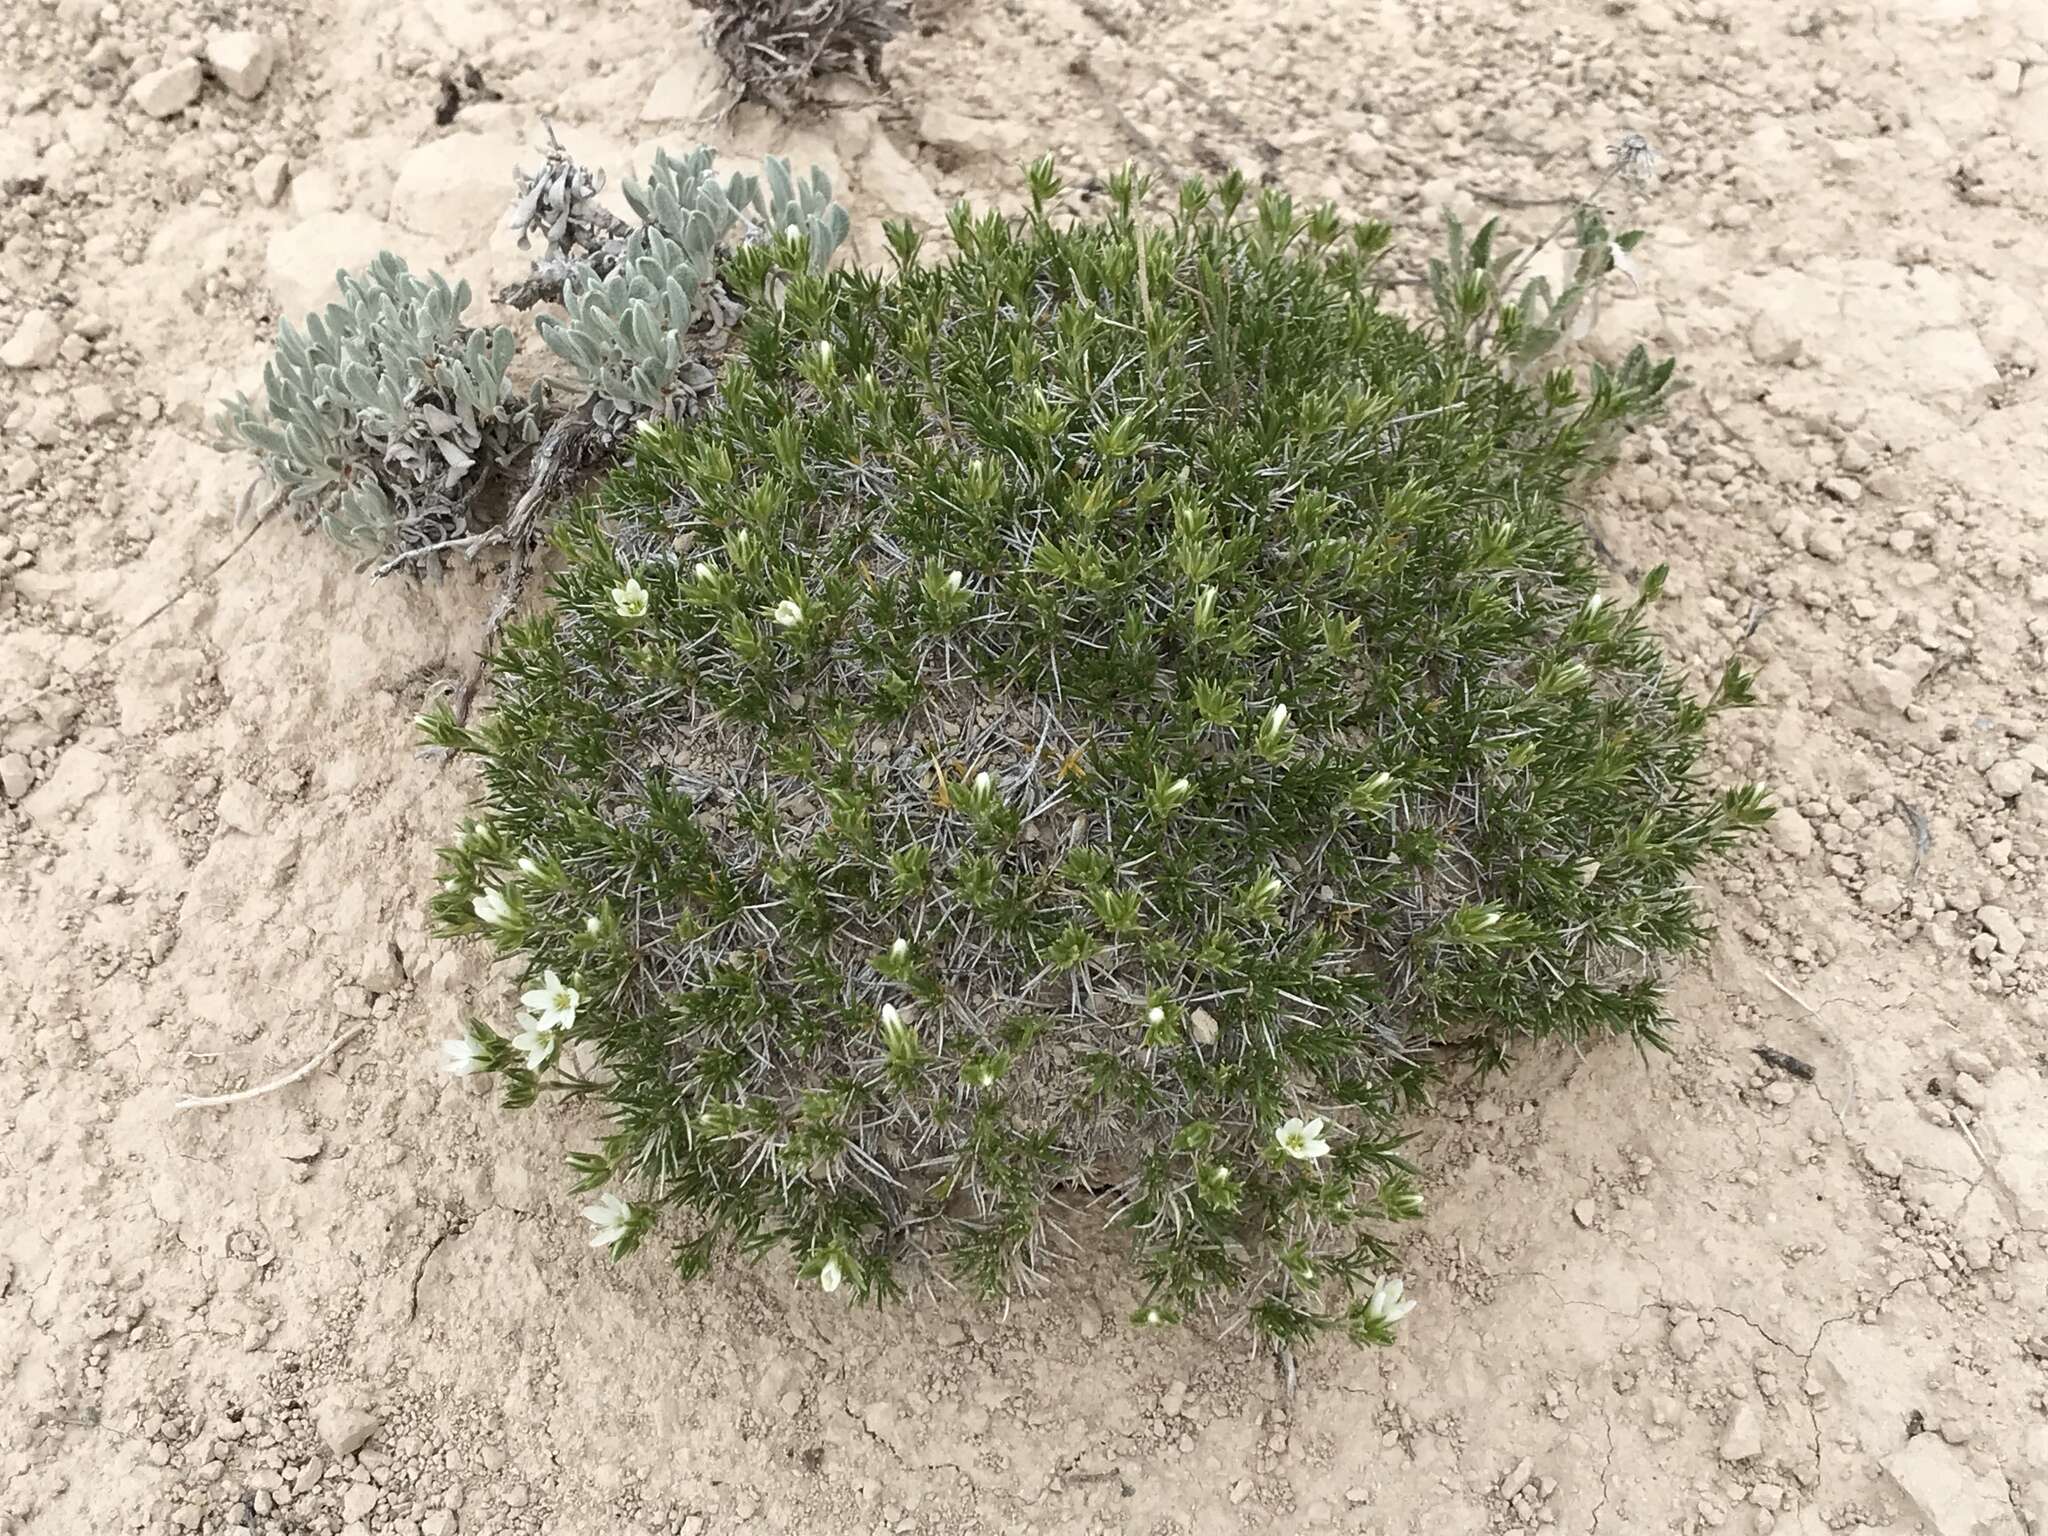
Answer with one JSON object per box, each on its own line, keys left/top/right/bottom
{"left": 945, "top": 570, "right": 964, "bottom": 593}
{"left": 472, "top": 887, "right": 514, "bottom": 927}
{"left": 889, "top": 937, "right": 910, "bottom": 962}
{"left": 819, "top": 1257, "right": 843, "bottom": 1293}
{"left": 1275, "top": 1116, "right": 1331, "bottom": 1161}
{"left": 972, "top": 770, "right": 992, "bottom": 797}
{"left": 520, "top": 969, "right": 579, "bottom": 1030}
{"left": 1365, "top": 1275, "right": 1416, "bottom": 1327}
{"left": 1146, "top": 1004, "right": 1167, "bottom": 1028}
{"left": 772, "top": 598, "right": 805, "bottom": 628}
{"left": 440, "top": 1037, "right": 488, "bottom": 1075}
{"left": 881, "top": 1003, "right": 904, "bottom": 1028}
{"left": 583, "top": 1192, "right": 633, "bottom": 1250}
{"left": 611, "top": 576, "right": 649, "bottom": 620}
{"left": 585, "top": 914, "right": 603, "bottom": 935}
{"left": 1266, "top": 703, "right": 1289, "bottom": 734}
{"left": 510, "top": 1015, "right": 556, "bottom": 1071}
{"left": 694, "top": 560, "right": 717, "bottom": 584}
{"left": 517, "top": 856, "right": 540, "bottom": 878}
{"left": 1141, "top": 1306, "right": 1166, "bottom": 1326}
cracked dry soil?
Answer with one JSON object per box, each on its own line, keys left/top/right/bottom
{"left": 3, "top": 0, "right": 2047, "bottom": 1533}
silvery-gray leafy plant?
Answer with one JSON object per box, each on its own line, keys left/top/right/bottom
{"left": 538, "top": 148, "right": 850, "bottom": 429}
{"left": 218, "top": 253, "right": 541, "bottom": 561}
{"left": 421, "top": 161, "right": 1768, "bottom": 1352}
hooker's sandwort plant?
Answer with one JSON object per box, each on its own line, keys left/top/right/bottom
{"left": 424, "top": 158, "right": 1767, "bottom": 1351}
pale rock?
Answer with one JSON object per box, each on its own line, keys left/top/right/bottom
{"left": 205, "top": 31, "right": 277, "bottom": 100}
{"left": 1669, "top": 1315, "right": 1706, "bottom": 1361}
{"left": 916, "top": 104, "right": 1030, "bottom": 162}
{"left": 1806, "top": 525, "right": 1847, "bottom": 562}
{"left": 1862, "top": 1143, "right": 1903, "bottom": 1179}
{"left": 1884, "top": 1435, "right": 2014, "bottom": 1536}
{"left": 216, "top": 780, "right": 269, "bottom": 835}
{"left": 1718, "top": 1402, "right": 1764, "bottom": 1462}
{"left": 388, "top": 132, "right": 525, "bottom": 246}
{"left": 1986, "top": 758, "right": 2033, "bottom": 798}
{"left": 130, "top": 59, "right": 204, "bottom": 118}
{"left": 1977, "top": 905, "right": 2024, "bottom": 955}
{"left": 1768, "top": 807, "right": 1815, "bottom": 858}
{"left": 1748, "top": 310, "right": 1803, "bottom": 366}
{"left": 251, "top": 153, "right": 290, "bottom": 207}
{"left": 0, "top": 753, "right": 33, "bottom": 801}
{"left": 861, "top": 131, "right": 948, "bottom": 227}
{"left": 314, "top": 1399, "right": 378, "bottom": 1456}
{"left": 1860, "top": 874, "right": 1905, "bottom": 915}
{"left": 357, "top": 940, "right": 406, "bottom": 994}
{"left": 1848, "top": 643, "right": 1933, "bottom": 714}
{"left": 1572, "top": 1199, "right": 1597, "bottom": 1228}
{"left": 290, "top": 167, "right": 342, "bottom": 217}
{"left": 1947, "top": 1047, "right": 1993, "bottom": 1078}
{"left": 341, "top": 1484, "right": 378, "bottom": 1522}
{"left": 73, "top": 384, "right": 117, "bottom": 426}
{"left": 266, "top": 211, "right": 404, "bottom": 325}
{"left": 639, "top": 40, "right": 725, "bottom": 123}
{"left": 2, "top": 312, "right": 64, "bottom": 370}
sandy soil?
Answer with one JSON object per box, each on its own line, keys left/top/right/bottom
{"left": 4, "top": 0, "right": 2047, "bottom": 1532}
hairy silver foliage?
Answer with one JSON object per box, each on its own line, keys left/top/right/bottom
{"left": 218, "top": 252, "right": 540, "bottom": 559}
{"left": 757, "top": 154, "right": 850, "bottom": 274}
{"left": 621, "top": 144, "right": 756, "bottom": 251}
{"left": 535, "top": 147, "right": 850, "bottom": 428}
{"left": 536, "top": 226, "right": 736, "bottom": 430}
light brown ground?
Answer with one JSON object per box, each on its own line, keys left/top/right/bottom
{"left": 3, "top": 0, "right": 2046, "bottom": 1533}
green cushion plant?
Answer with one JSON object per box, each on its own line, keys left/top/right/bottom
{"left": 423, "top": 161, "right": 1766, "bottom": 1349}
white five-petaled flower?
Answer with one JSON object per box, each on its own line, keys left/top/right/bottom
{"left": 819, "top": 1257, "right": 844, "bottom": 1293}
{"left": 440, "top": 1037, "right": 488, "bottom": 1075}
{"left": 520, "top": 969, "right": 579, "bottom": 1030}
{"left": 510, "top": 1014, "right": 556, "bottom": 1071}
{"left": 1365, "top": 1275, "right": 1416, "bottom": 1328}
{"left": 1275, "top": 1116, "right": 1331, "bottom": 1161}
{"left": 472, "top": 887, "right": 514, "bottom": 927}
{"left": 611, "top": 576, "right": 649, "bottom": 620}
{"left": 772, "top": 598, "right": 805, "bottom": 628}
{"left": 583, "top": 1192, "right": 633, "bottom": 1250}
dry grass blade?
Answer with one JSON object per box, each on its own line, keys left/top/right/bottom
{"left": 703, "top": 0, "right": 905, "bottom": 108}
